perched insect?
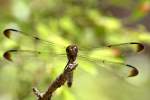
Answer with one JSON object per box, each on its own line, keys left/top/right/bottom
{"left": 3, "top": 29, "right": 144, "bottom": 87}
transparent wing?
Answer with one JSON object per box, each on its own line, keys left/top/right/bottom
{"left": 3, "top": 49, "right": 69, "bottom": 83}
{"left": 77, "top": 42, "right": 143, "bottom": 78}
{"left": 3, "top": 28, "right": 144, "bottom": 86}
{"left": 77, "top": 43, "right": 143, "bottom": 77}
{"left": 77, "top": 55, "right": 139, "bottom": 78}
{"left": 3, "top": 28, "right": 144, "bottom": 59}
{"left": 3, "top": 49, "right": 65, "bottom": 61}
{"left": 107, "top": 42, "right": 144, "bottom": 52}
{"left": 79, "top": 42, "right": 144, "bottom": 58}
{"left": 3, "top": 29, "right": 70, "bottom": 54}
{"left": 3, "top": 48, "right": 139, "bottom": 88}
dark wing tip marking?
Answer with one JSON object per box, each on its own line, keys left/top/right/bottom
{"left": 137, "top": 43, "right": 144, "bottom": 52}
{"left": 3, "top": 50, "right": 17, "bottom": 61}
{"left": 130, "top": 42, "right": 144, "bottom": 52}
{"left": 127, "top": 65, "right": 139, "bottom": 77}
{"left": 3, "top": 29, "right": 19, "bottom": 38}
{"left": 3, "top": 51, "right": 12, "bottom": 61}
{"left": 3, "top": 29, "right": 11, "bottom": 38}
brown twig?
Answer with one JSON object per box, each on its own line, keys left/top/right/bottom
{"left": 33, "top": 63, "right": 78, "bottom": 100}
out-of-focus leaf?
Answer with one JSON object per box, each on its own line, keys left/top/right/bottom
{"left": 12, "top": 1, "right": 30, "bottom": 21}
{"left": 59, "top": 17, "right": 79, "bottom": 35}
{"left": 79, "top": 59, "right": 98, "bottom": 75}
{"left": 63, "top": 88, "right": 76, "bottom": 100}
{"left": 87, "top": 10, "right": 121, "bottom": 31}
{"left": 139, "top": 33, "right": 150, "bottom": 42}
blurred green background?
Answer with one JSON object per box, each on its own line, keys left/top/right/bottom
{"left": 0, "top": 0, "right": 150, "bottom": 100}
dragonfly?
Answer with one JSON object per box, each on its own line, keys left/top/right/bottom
{"left": 3, "top": 28, "right": 144, "bottom": 88}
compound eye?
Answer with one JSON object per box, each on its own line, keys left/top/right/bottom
{"left": 74, "top": 46, "right": 78, "bottom": 53}
{"left": 66, "top": 46, "right": 73, "bottom": 54}
{"left": 66, "top": 47, "right": 69, "bottom": 53}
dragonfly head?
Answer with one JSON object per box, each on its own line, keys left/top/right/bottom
{"left": 66, "top": 44, "right": 78, "bottom": 62}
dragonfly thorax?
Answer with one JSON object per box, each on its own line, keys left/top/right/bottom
{"left": 66, "top": 44, "right": 78, "bottom": 63}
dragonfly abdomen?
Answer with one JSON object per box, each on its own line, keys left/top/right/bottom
{"left": 66, "top": 71, "right": 73, "bottom": 87}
